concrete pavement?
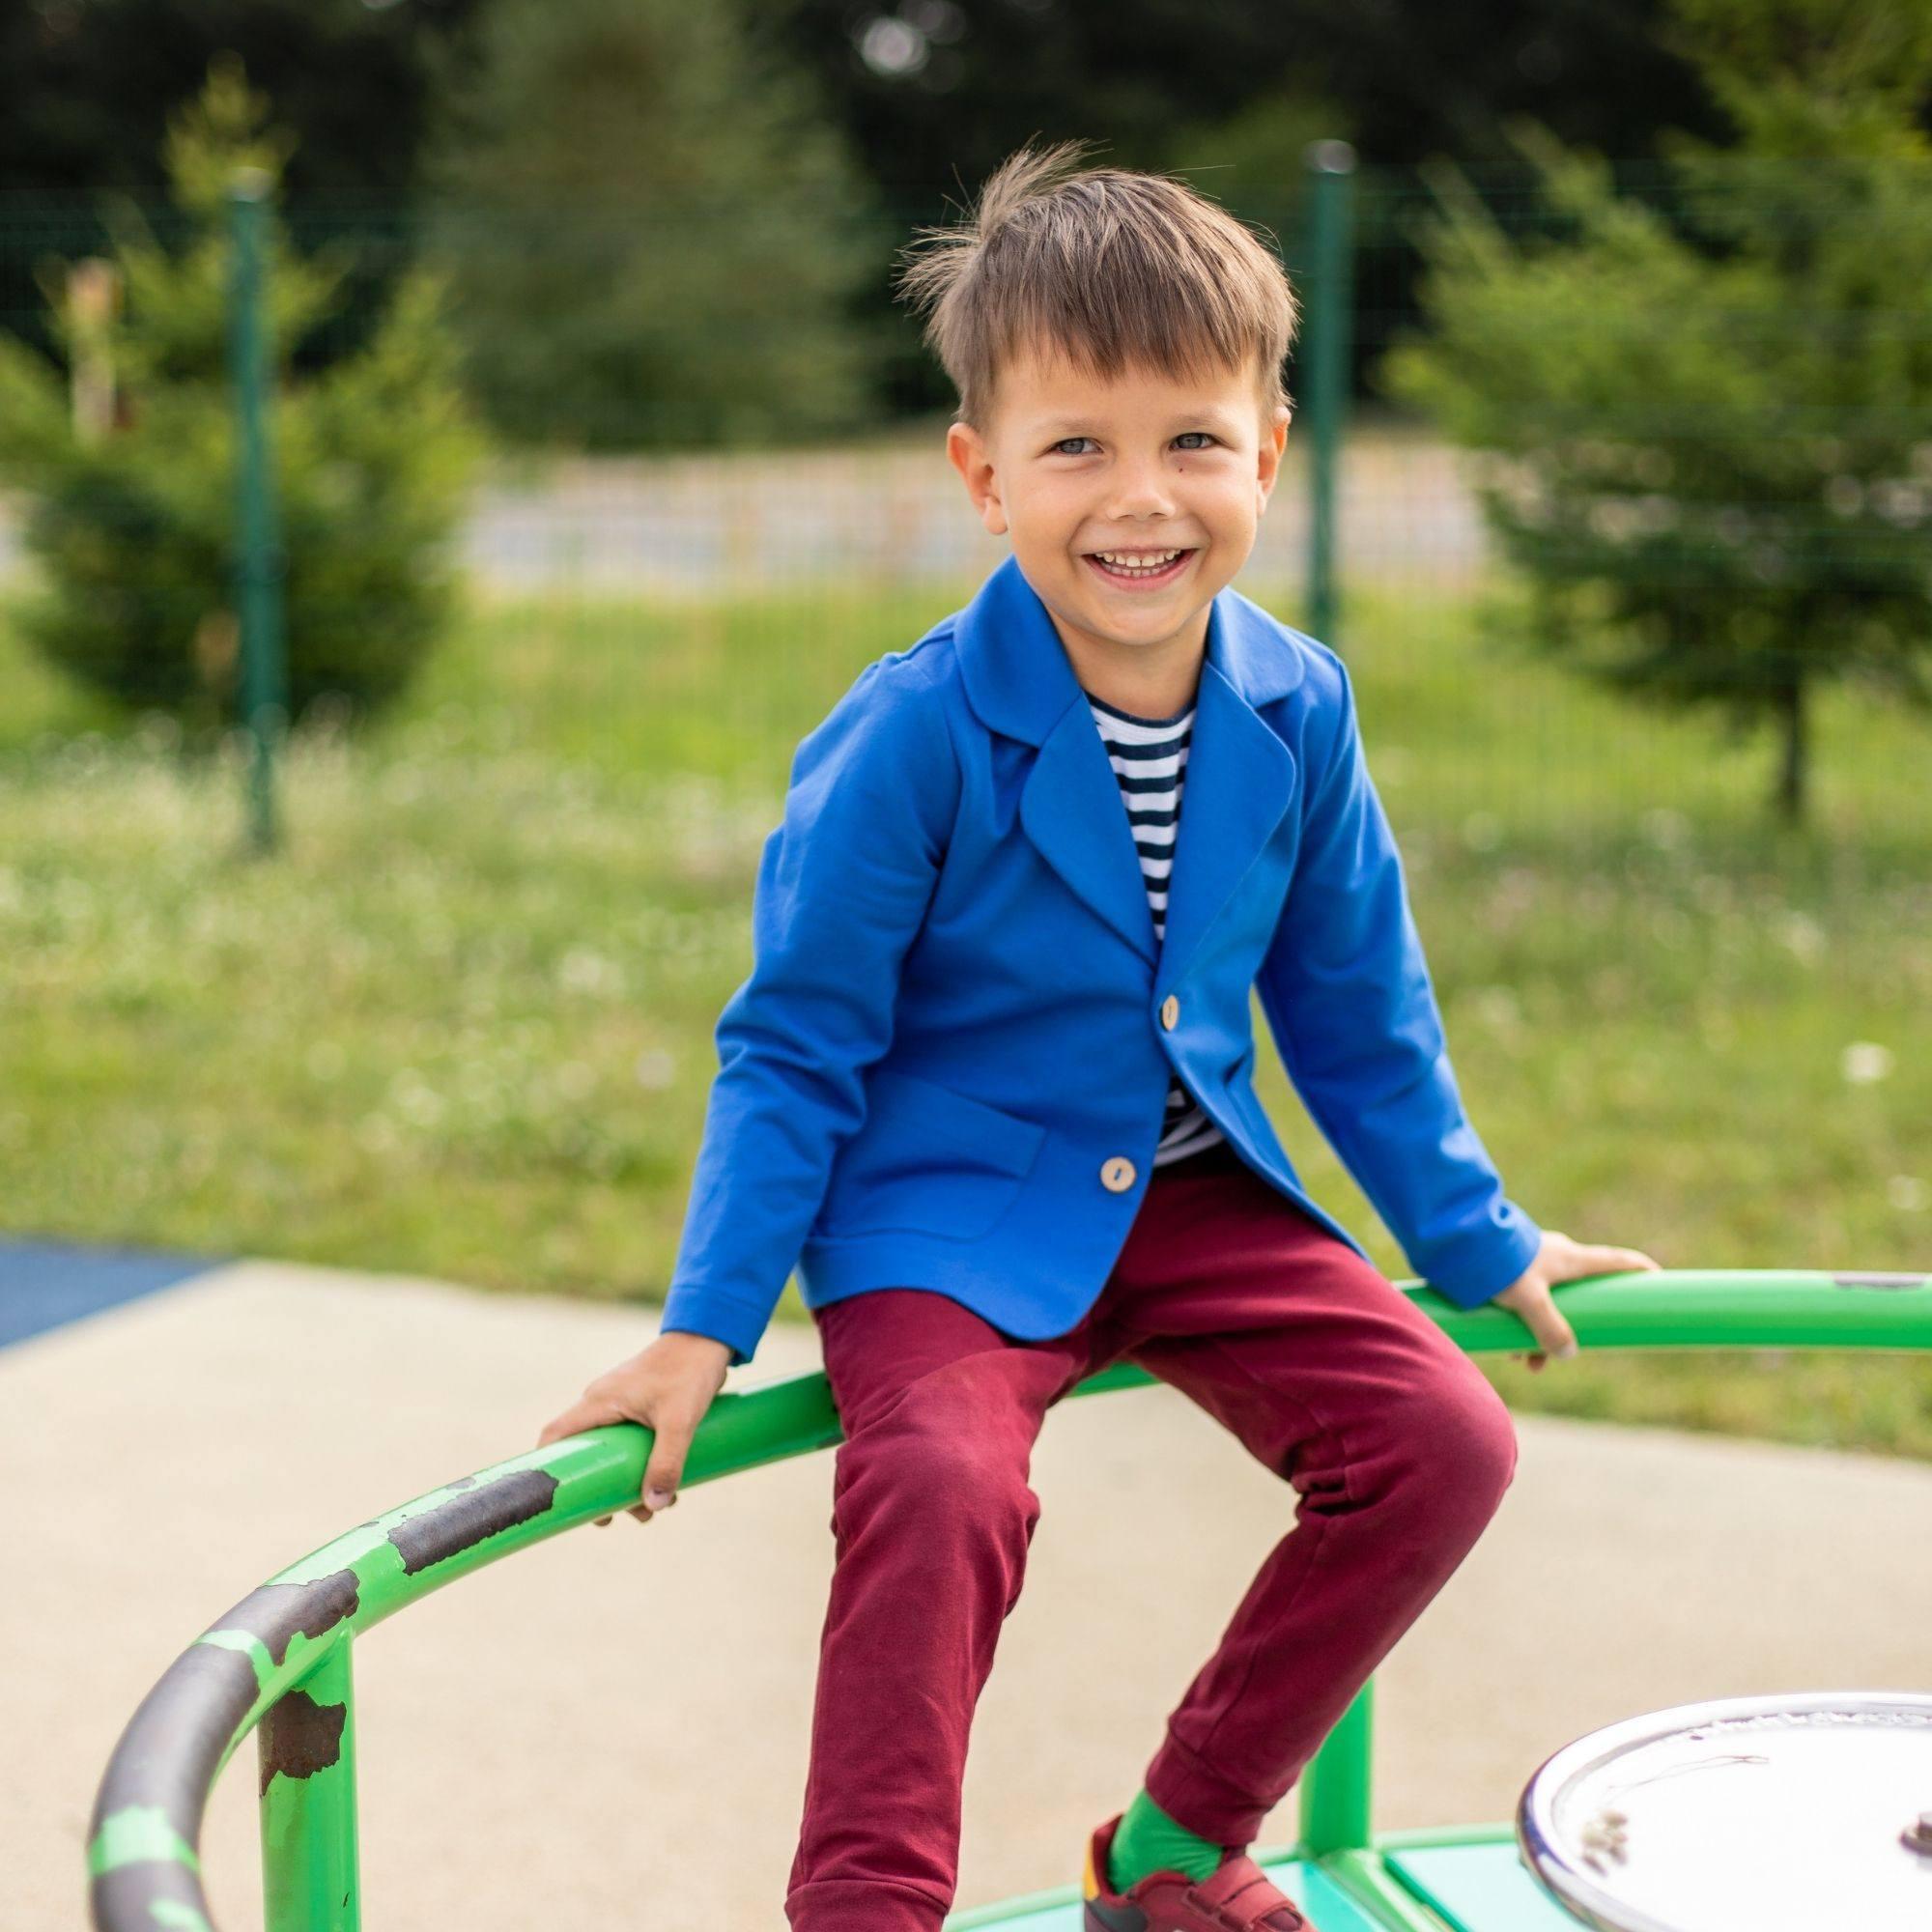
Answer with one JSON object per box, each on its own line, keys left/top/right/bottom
{"left": 6, "top": 1255, "right": 1927, "bottom": 1931}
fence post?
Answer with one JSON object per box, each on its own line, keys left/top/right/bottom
{"left": 226, "top": 167, "right": 288, "bottom": 857}
{"left": 1301, "top": 140, "right": 1356, "bottom": 652}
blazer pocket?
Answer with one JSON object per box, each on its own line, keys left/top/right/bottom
{"left": 815, "top": 1066, "right": 1047, "bottom": 1242}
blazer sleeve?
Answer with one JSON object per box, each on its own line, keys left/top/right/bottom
{"left": 657, "top": 662, "right": 955, "bottom": 1367}
{"left": 1254, "top": 656, "right": 1543, "bottom": 1309}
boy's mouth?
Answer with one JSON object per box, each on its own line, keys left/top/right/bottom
{"left": 1081, "top": 547, "right": 1197, "bottom": 590}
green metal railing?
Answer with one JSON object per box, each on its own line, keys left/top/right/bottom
{"left": 86, "top": 1267, "right": 1931, "bottom": 1932}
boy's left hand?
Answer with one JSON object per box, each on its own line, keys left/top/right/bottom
{"left": 1492, "top": 1231, "right": 1662, "bottom": 1372}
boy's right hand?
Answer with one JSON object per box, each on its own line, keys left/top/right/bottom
{"left": 534, "top": 1330, "right": 733, "bottom": 1527}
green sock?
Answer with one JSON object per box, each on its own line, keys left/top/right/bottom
{"left": 1107, "top": 1786, "right": 1224, "bottom": 1891}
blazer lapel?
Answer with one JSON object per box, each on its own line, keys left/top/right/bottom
{"left": 1020, "top": 706, "right": 1159, "bottom": 964}
{"left": 1155, "top": 610, "right": 1298, "bottom": 988}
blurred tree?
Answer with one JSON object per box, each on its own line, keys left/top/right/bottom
{"left": 773, "top": 0, "right": 1723, "bottom": 194}
{"left": 0, "top": 0, "right": 485, "bottom": 202}
{"left": 774, "top": 0, "right": 1731, "bottom": 414}
{"left": 1384, "top": 0, "right": 1932, "bottom": 824}
{"left": 1160, "top": 89, "right": 1354, "bottom": 242}
{"left": 3, "top": 0, "right": 1723, "bottom": 208}
{"left": 1, "top": 0, "right": 1747, "bottom": 427}
{"left": 0, "top": 55, "right": 482, "bottom": 737}
{"left": 423, "top": 0, "right": 877, "bottom": 450}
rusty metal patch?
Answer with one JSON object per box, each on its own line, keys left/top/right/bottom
{"left": 258, "top": 1688, "right": 348, "bottom": 1796}
{"left": 88, "top": 1642, "right": 258, "bottom": 1845}
{"left": 213, "top": 1570, "right": 361, "bottom": 1666}
{"left": 90, "top": 1854, "right": 213, "bottom": 1932}
{"left": 386, "top": 1468, "right": 559, "bottom": 1575}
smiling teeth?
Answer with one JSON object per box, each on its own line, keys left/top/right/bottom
{"left": 1094, "top": 549, "right": 1184, "bottom": 575}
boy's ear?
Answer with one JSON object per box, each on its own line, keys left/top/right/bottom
{"left": 947, "top": 419, "right": 1009, "bottom": 537}
{"left": 1255, "top": 403, "right": 1292, "bottom": 514}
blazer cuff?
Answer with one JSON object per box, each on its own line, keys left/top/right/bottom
{"left": 1413, "top": 1209, "right": 1545, "bottom": 1310}
{"left": 657, "top": 1283, "right": 775, "bottom": 1369}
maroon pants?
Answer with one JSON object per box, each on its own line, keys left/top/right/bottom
{"left": 785, "top": 1140, "right": 1520, "bottom": 1932}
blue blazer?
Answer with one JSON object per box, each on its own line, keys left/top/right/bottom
{"left": 660, "top": 554, "right": 1542, "bottom": 1367}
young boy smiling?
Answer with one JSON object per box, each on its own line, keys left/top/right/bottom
{"left": 538, "top": 143, "right": 1658, "bottom": 1932}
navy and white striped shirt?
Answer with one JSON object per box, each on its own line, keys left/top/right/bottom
{"left": 1084, "top": 689, "right": 1227, "bottom": 1166}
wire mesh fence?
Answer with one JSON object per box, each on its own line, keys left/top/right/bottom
{"left": 0, "top": 163, "right": 1926, "bottom": 1300}
{"left": 3, "top": 162, "right": 1924, "bottom": 772}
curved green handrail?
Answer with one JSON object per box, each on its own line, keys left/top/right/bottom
{"left": 85, "top": 1267, "right": 1931, "bottom": 1932}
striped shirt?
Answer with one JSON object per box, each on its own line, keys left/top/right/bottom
{"left": 1084, "top": 690, "right": 1228, "bottom": 1167}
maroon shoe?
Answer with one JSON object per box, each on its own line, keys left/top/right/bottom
{"left": 1081, "top": 1811, "right": 1314, "bottom": 1931}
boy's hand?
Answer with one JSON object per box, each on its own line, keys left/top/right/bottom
{"left": 1492, "top": 1231, "right": 1662, "bottom": 1373}
{"left": 534, "top": 1330, "right": 733, "bottom": 1526}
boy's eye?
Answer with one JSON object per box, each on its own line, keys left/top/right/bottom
{"left": 1051, "top": 431, "right": 1213, "bottom": 456}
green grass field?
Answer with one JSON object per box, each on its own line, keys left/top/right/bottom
{"left": 2, "top": 574, "right": 1927, "bottom": 1453}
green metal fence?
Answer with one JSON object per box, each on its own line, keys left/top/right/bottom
{"left": 4, "top": 156, "right": 1925, "bottom": 818}
{"left": 3, "top": 160, "right": 1926, "bottom": 1454}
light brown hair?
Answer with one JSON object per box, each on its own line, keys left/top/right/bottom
{"left": 894, "top": 139, "right": 1298, "bottom": 430}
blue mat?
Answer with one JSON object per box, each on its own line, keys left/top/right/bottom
{"left": 0, "top": 1237, "right": 225, "bottom": 1349}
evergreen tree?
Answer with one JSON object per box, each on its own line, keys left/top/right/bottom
{"left": 425, "top": 0, "right": 877, "bottom": 450}
{"left": 0, "top": 55, "right": 482, "bottom": 736}
{"left": 1386, "top": 0, "right": 1932, "bottom": 823}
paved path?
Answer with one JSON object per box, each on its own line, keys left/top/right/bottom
{"left": 7, "top": 1251, "right": 1929, "bottom": 1930}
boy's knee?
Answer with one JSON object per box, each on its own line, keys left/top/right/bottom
{"left": 1386, "top": 1366, "right": 1518, "bottom": 1511}
{"left": 839, "top": 1399, "right": 1039, "bottom": 1540}
{"left": 1439, "top": 1373, "right": 1519, "bottom": 1508}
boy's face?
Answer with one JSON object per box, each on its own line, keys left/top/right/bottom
{"left": 947, "top": 342, "right": 1290, "bottom": 685}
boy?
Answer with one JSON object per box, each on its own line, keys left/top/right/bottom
{"left": 537, "top": 143, "right": 1659, "bottom": 1932}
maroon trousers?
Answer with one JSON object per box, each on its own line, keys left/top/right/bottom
{"left": 785, "top": 1140, "right": 1520, "bottom": 1932}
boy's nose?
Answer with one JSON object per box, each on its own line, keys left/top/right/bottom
{"left": 1102, "top": 459, "right": 1179, "bottom": 522}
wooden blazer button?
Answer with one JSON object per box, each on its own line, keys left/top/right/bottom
{"left": 1159, "top": 994, "right": 1179, "bottom": 1030}
{"left": 1100, "top": 1155, "right": 1137, "bottom": 1193}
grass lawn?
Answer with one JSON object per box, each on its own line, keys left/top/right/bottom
{"left": 2, "top": 573, "right": 1927, "bottom": 1454}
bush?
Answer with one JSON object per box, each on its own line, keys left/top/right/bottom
{"left": 1384, "top": 0, "right": 1932, "bottom": 824}
{"left": 422, "top": 0, "right": 877, "bottom": 451}
{"left": 0, "top": 55, "right": 484, "bottom": 737}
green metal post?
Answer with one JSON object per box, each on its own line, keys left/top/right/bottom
{"left": 1298, "top": 1676, "right": 1374, "bottom": 1856}
{"left": 1301, "top": 140, "right": 1356, "bottom": 652}
{"left": 226, "top": 168, "right": 288, "bottom": 857}
{"left": 259, "top": 1634, "right": 359, "bottom": 1932}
